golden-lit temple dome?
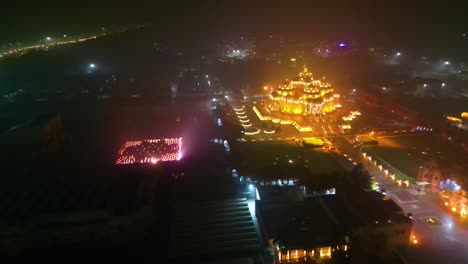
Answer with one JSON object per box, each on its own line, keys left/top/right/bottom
{"left": 267, "top": 66, "right": 339, "bottom": 115}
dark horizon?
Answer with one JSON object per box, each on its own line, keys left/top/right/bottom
{"left": 2, "top": 1, "right": 468, "bottom": 52}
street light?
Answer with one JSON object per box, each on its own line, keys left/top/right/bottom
{"left": 423, "top": 83, "right": 427, "bottom": 87}
{"left": 396, "top": 52, "right": 401, "bottom": 56}
{"left": 89, "top": 63, "right": 96, "bottom": 68}
{"left": 441, "top": 83, "right": 446, "bottom": 87}
{"left": 444, "top": 61, "right": 450, "bottom": 65}
{"left": 46, "top": 37, "right": 51, "bottom": 41}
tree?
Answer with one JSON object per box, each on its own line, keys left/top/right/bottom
{"left": 299, "top": 171, "right": 343, "bottom": 196}
{"left": 42, "top": 114, "right": 71, "bottom": 155}
{"left": 350, "top": 163, "right": 372, "bottom": 190}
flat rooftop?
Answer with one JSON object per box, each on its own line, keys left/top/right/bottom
{"left": 169, "top": 198, "right": 260, "bottom": 259}
{"left": 256, "top": 186, "right": 346, "bottom": 249}
{"left": 256, "top": 187, "right": 410, "bottom": 249}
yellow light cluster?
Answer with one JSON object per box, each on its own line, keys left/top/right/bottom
{"left": 277, "top": 245, "right": 344, "bottom": 263}
{"left": 303, "top": 137, "right": 325, "bottom": 145}
{"left": 244, "top": 128, "right": 260, "bottom": 135}
{"left": 253, "top": 106, "right": 312, "bottom": 132}
{"left": 443, "top": 192, "right": 468, "bottom": 217}
{"left": 342, "top": 110, "right": 361, "bottom": 121}
{"left": 363, "top": 152, "right": 412, "bottom": 187}
{"left": 447, "top": 116, "right": 462, "bottom": 123}
{"left": 268, "top": 67, "right": 339, "bottom": 116}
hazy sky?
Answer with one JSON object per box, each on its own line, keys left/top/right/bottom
{"left": 1, "top": 1, "right": 467, "bottom": 48}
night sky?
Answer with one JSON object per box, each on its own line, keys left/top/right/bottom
{"left": 1, "top": 1, "right": 468, "bottom": 52}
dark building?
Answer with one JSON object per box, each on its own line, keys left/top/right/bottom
{"left": 255, "top": 186, "right": 349, "bottom": 263}
{"left": 329, "top": 191, "right": 413, "bottom": 257}
{"left": 255, "top": 186, "right": 412, "bottom": 263}
{"left": 169, "top": 198, "right": 262, "bottom": 263}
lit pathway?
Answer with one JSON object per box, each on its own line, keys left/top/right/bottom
{"left": 331, "top": 136, "right": 468, "bottom": 264}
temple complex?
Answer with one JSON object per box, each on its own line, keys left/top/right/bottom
{"left": 268, "top": 66, "right": 340, "bottom": 115}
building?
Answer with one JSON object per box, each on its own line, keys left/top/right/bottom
{"left": 333, "top": 191, "right": 413, "bottom": 257}
{"left": 169, "top": 198, "right": 261, "bottom": 262}
{"left": 268, "top": 66, "right": 339, "bottom": 116}
{"left": 255, "top": 186, "right": 412, "bottom": 263}
{"left": 256, "top": 188, "right": 349, "bottom": 263}
{"left": 418, "top": 160, "right": 442, "bottom": 192}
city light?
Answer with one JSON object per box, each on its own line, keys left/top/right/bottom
{"left": 116, "top": 137, "right": 183, "bottom": 165}
{"left": 1, "top": 33, "right": 103, "bottom": 61}
{"left": 89, "top": 63, "right": 96, "bottom": 68}
{"left": 253, "top": 106, "right": 313, "bottom": 132}
{"left": 423, "top": 83, "right": 427, "bottom": 87}
{"left": 244, "top": 128, "right": 261, "bottom": 135}
{"left": 338, "top": 43, "right": 346, "bottom": 47}
{"left": 444, "top": 61, "right": 450, "bottom": 65}
{"left": 441, "top": 83, "right": 446, "bottom": 87}
{"left": 267, "top": 66, "right": 339, "bottom": 116}
{"left": 233, "top": 106, "right": 244, "bottom": 111}
{"left": 396, "top": 52, "right": 401, "bottom": 56}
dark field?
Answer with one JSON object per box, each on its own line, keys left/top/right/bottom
{"left": 364, "top": 134, "right": 468, "bottom": 180}
{"left": 235, "top": 141, "right": 346, "bottom": 180}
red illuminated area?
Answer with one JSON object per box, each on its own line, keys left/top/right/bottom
{"left": 116, "top": 138, "right": 182, "bottom": 165}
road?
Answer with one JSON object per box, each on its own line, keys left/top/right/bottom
{"left": 331, "top": 136, "right": 468, "bottom": 264}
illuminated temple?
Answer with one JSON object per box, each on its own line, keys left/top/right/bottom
{"left": 268, "top": 66, "right": 339, "bottom": 115}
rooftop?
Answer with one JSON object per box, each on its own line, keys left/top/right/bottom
{"left": 256, "top": 186, "right": 347, "bottom": 249}
{"left": 256, "top": 186, "right": 411, "bottom": 250}
{"left": 169, "top": 198, "right": 260, "bottom": 259}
